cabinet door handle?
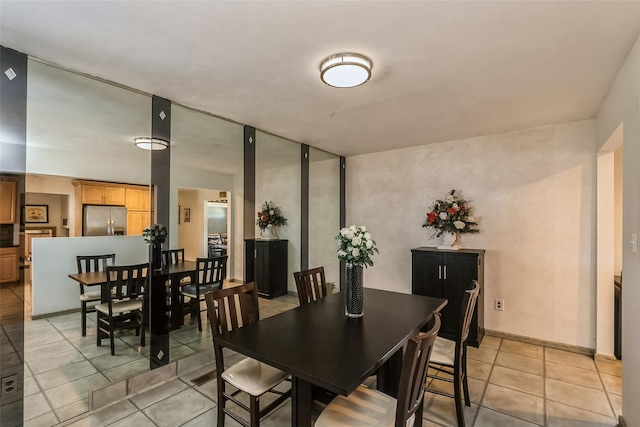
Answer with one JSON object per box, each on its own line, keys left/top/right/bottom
{"left": 254, "top": 249, "right": 258, "bottom": 259}
{"left": 444, "top": 265, "right": 447, "bottom": 280}
{"left": 438, "top": 265, "right": 442, "bottom": 280}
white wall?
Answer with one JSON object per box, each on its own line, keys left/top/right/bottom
{"left": 31, "top": 236, "right": 147, "bottom": 316}
{"left": 595, "top": 35, "right": 640, "bottom": 427}
{"left": 347, "top": 120, "right": 596, "bottom": 348}
{"left": 614, "top": 145, "right": 623, "bottom": 275}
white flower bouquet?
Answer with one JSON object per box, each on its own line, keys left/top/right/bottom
{"left": 143, "top": 224, "right": 168, "bottom": 244}
{"left": 336, "top": 225, "right": 379, "bottom": 267}
{"left": 422, "top": 190, "right": 479, "bottom": 237}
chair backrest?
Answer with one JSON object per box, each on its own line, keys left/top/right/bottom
{"left": 204, "top": 282, "right": 260, "bottom": 371}
{"left": 76, "top": 254, "right": 115, "bottom": 274}
{"left": 294, "top": 266, "right": 329, "bottom": 305}
{"left": 105, "top": 263, "right": 148, "bottom": 304}
{"left": 395, "top": 313, "right": 441, "bottom": 426}
{"left": 458, "top": 280, "right": 480, "bottom": 344}
{"left": 162, "top": 248, "right": 185, "bottom": 265}
{"left": 196, "top": 255, "right": 227, "bottom": 289}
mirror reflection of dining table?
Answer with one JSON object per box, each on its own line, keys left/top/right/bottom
{"left": 68, "top": 260, "right": 197, "bottom": 333}
{"left": 215, "top": 288, "right": 447, "bottom": 427}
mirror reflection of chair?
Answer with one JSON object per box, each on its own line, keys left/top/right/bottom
{"left": 180, "top": 255, "right": 227, "bottom": 331}
{"left": 315, "top": 313, "right": 441, "bottom": 427}
{"left": 76, "top": 254, "right": 116, "bottom": 336}
{"left": 294, "top": 266, "right": 330, "bottom": 306}
{"left": 161, "top": 248, "right": 185, "bottom": 265}
{"left": 424, "top": 281, "right": 480, "bottom": 427}
{"left": 204, "top": 282, "right": 291, "bottom": 427}
{"left": 96, "top": 263, "right": 148, "bottom": 355}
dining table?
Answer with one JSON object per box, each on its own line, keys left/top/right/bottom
{"left": 214, "top": 288, "right": 447, "bottom": 427}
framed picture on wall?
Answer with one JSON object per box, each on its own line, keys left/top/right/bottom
{"left": 178, "top": 205, "right": 181, "bottom": 224}
{"left": 25, "top": 205, "right": 49, "bottom": 223}
{"left": 184, "top": 208, "right": 190, "bottom": 223}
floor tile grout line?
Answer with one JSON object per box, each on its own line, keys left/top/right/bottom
{"left": 594, "top": 357, "right": 620, "bottom": 420}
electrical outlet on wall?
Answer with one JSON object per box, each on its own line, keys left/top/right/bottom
{"left": 1, "top": 374, "right": 17, "bottom": 396}
{"left": 494, "top": 299, "right": 504, "bottom": 311}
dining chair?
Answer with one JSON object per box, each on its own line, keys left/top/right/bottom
{"left": 76, "top": 254, "right": 116, "bottom": 336}
{"left": 424, "top": 280, "right": 480, "bottom": 427}
{"left": 315, "top": 312, "right": 441, "bottom": 427}
{"left": 293, "top": 266, "right": 330, "bottom": 305}
{"left": 180, "top": 255, "right": 227, "bottom": 331}
{"left": 161, "top": 248, "right": 185, "bottom": 265}
{"left": 204, "top": 282, "right": 291, "bottom": 427}
{"left": 95, "top": 263, "right": 147, "bottom": 355}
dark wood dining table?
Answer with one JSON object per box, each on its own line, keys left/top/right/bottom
{"left": 214, "top": 288, "right": 447, "bottom": 427}
{"left": 68, "top": 260, "right": 197, "bottom": 331}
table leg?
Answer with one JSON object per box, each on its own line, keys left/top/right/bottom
{"left": 376, "top": 347, "right": 403, "bottom": 397}
{"left": 291, "top": 376, "right": 313, "bottom": 427}
{"left": 170, "top": 275, "right": 181, "bottom": 330}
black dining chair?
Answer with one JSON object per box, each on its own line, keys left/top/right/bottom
{"left": 315, "top": 313, "right": 441, "bottom": 427}
{"left": 95, "top": 263, "right": 147, "bottom": 355}
{"left": 424, "top": 280, "right": 480, "bottom": 427}
{"left": 293, "top": 266, "right": 330, "bottom": 306}
{"left": 180, "top": 255, "right": 227, "bottom": 331}
{"left": 205, "top": 282, "right": 291, "bottom": 427}
{"left": 76, "top": 254, "right": 115, "bottom": 336}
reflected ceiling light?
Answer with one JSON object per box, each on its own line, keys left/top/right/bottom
{"left": 134, "top": 137, "right": 168, "bottom": 151}
{"left": 320, "top": 53, "right": 372, "bottom": 88}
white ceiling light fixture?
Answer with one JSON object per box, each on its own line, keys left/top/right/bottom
{"left": 134, "top": 137, "right": 169, "bottom": 151}
{"left": 320, "top": 53, "right": 372, "bottom": 88}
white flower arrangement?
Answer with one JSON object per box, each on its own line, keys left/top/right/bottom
{"left": 143, "top": 224, "right": 167, "bottom": 244}
{"left": 336, "top": 225, "right": 379, "bottom": 267}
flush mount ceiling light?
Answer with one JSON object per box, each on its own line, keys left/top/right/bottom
{"left": 320, "top": 53, "right": 372, "bottom": 88}
{"left": 134, "top": 137, "right": 168, "bottom": 151}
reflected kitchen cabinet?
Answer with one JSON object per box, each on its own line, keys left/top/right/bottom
{"left": 125, "top": 188, "right": 150, "bottom": 211}
{"left": 127, "top": 211, "right": 150, "bottom": 236}
{"left": 81, "top": 184, "right": 126, "bottom": 206}
{"left": 0, "top": 180, "right": 17, "bottom": 224}
{"left": 0, "top": 247, "right": 19, "bottom": 283}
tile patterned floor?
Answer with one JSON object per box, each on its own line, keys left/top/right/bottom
{"left": 15, "top": 286, "right": 623, "bottom": 427}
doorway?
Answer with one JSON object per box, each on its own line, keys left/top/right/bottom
{"left": 596, "top": 124, "right": 623, "bottom": 360}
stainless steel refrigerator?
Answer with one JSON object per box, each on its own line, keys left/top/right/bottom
{"left": 83, "top": 205, "right": 128, "bottom": 236}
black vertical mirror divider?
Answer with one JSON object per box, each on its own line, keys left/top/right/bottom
{"left": 0, "top": 45, "right": 27, "bottom": 427}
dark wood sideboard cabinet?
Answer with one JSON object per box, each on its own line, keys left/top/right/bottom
{"left": 245, "top": 239, "right": 288, "bottom": 298}
{"left": 411, "top": 247, "right": 485, "bottom": 347}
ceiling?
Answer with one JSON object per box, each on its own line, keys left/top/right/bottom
{"left": 1, "top": 1, "right": 639, "bottom": 157}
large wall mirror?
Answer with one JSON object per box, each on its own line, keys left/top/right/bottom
{"left": 308, "top": 147, "right": 341, "bottom": 290}
{"left": 255, "top": 131, "right": 301, "bottom": 293}
{"left": 24, "top": 59, "right": 152, "bottom": 420}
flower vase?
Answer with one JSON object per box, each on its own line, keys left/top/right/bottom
{"left": 150, "top": 243, "right": 163, "bottom": 271}
{"left": 261, "top": 225, "right": 278, "bottom": 240}
{"left": 345, "top": 264, "right": 364, "bottom": 318}
{"left": 438, "top": 232, "right": 462, "bottom": 250}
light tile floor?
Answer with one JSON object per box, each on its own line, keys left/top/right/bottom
{"left": 13, "top": 284, "right": 623, "bottom": 427}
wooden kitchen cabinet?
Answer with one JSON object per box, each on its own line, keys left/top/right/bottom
{"left": 0, "top": 180, "right": 17, "bottom": 224}
{"left": 411, "top": 247, "right": 485, "bottom": 347}
{"left": 127, "top": 211, "right": 150, "bottom": 236}
{"left": 125, "top": 187, "right": 150, "bottom": 211}
{"left": 0, "top": 247, "right": 19, "bottom": 283}
{"left": 81, "top": 184, "right": 125, "bottom": 205}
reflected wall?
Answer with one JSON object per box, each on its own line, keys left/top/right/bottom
{"left": 308, "top": 148, "right": 341, "bottom": 289}
{"left": 255, "top": 131, "right": 301, "bottom": 292}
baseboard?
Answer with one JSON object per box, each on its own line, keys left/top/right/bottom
{"left": 594, "top": 352, "right": 619, "bottom": 362}
{"left": 31, "top": 307, "right": 80, "bottom": 320}
{"left": 618, "top": 415, "right": 627, "bottom": 427}
{"left": 485, "top": 329, "right": 594, "bottom": 357}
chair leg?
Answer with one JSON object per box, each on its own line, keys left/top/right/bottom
{"left": 81, "top": 301, "right": 87, "bottom": 336}
{"left": 453, "top": 363, "right": 465, "bottom": 427}
{"left": 249, "top": 395, "right": 259, "bottom": 427}
{"left": 140, "top": 311, "right": 145, "bottom": 347}
{"left": 462, "top": 349, "right": 470, "bottom": 406}
{"left": 196, "top": 299, "right": 203, "bottom": 331}
{"left": 109, "top": 318, "right": 115, "bottom": 356}
{"left": 217, "top": 380, "right": 226, "bottom": 427}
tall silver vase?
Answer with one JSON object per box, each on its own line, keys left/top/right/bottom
{"left": 345, "top": 264, "right": 364, "bottom": 318}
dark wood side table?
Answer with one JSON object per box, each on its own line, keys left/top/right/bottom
{"left": 245, "top": 239, "right": 288, "bottom": 298}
